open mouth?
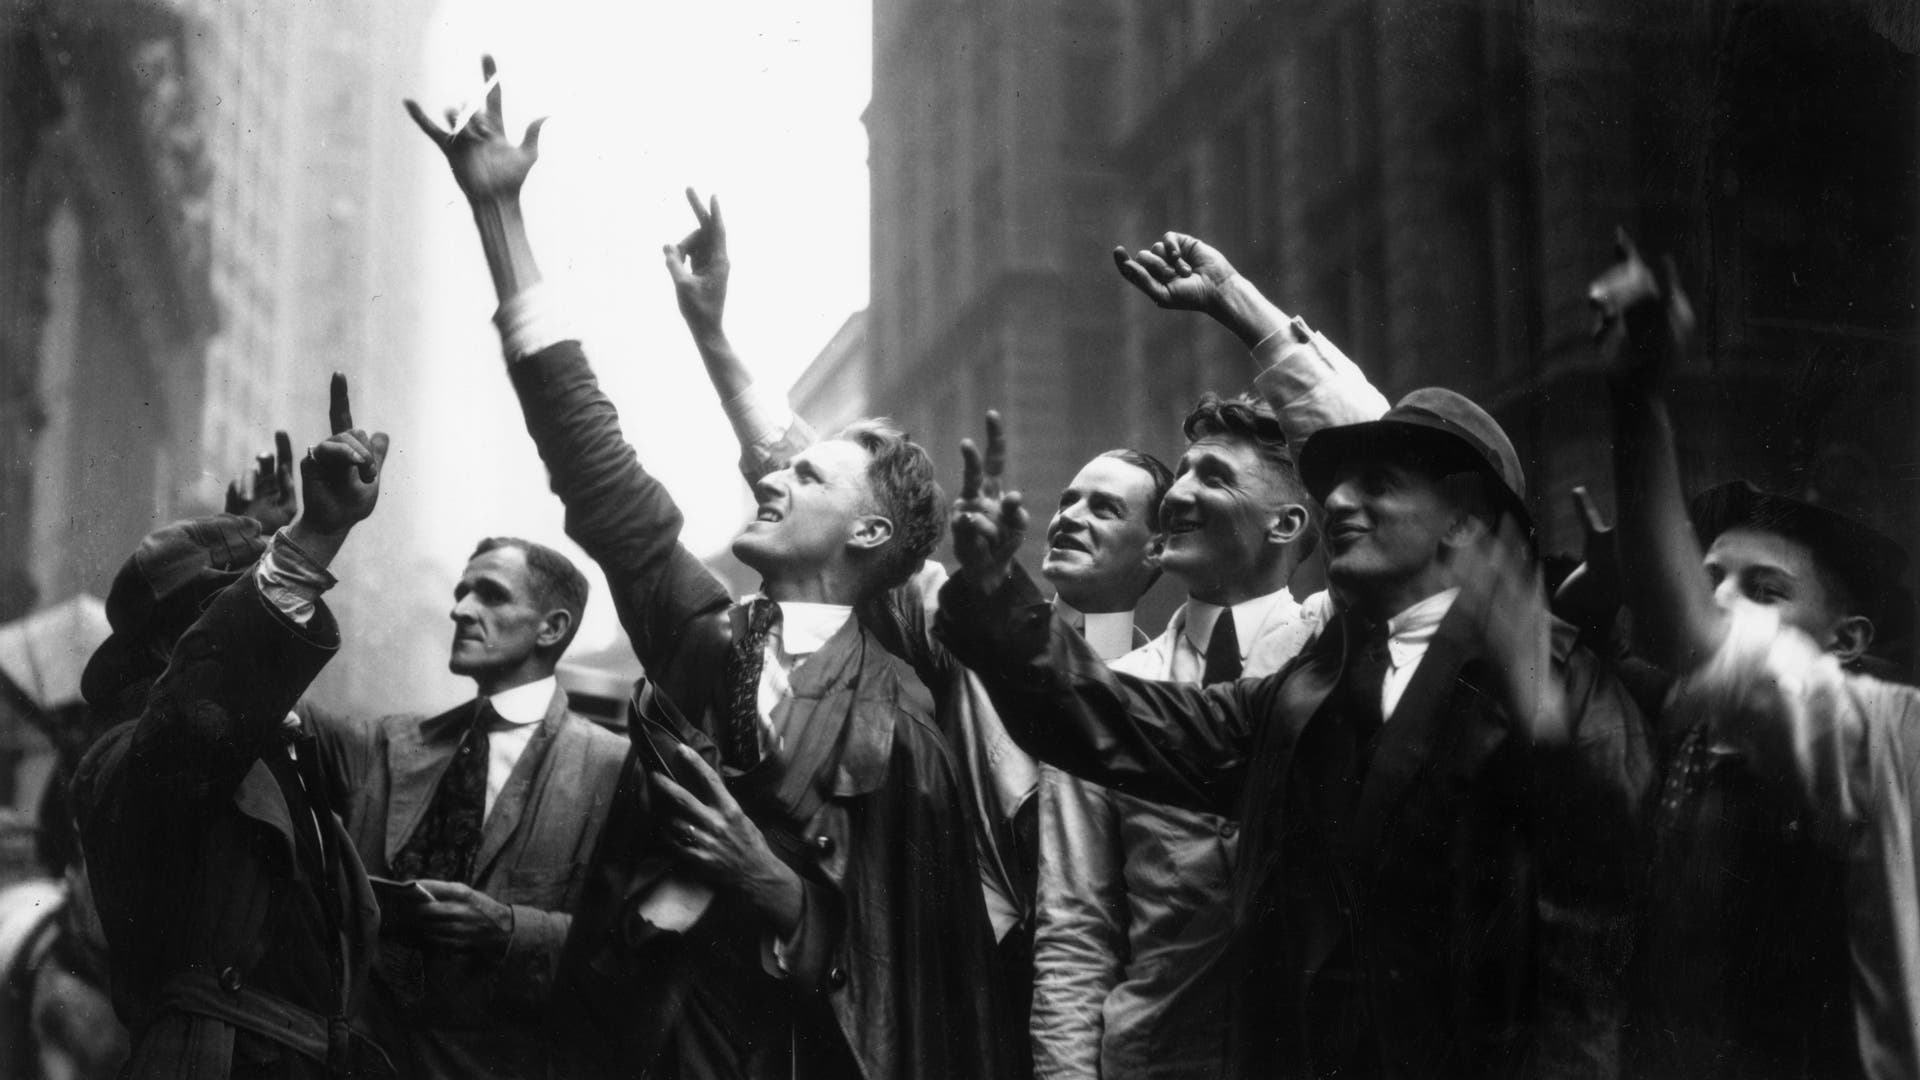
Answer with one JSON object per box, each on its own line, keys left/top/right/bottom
{"left": 1165, "top": 519, "right": 1203, "bottom": 536}
{"left": 754, "top": 506, "right": 784, "bottom": 524}
{"left": 1047, "top": 533, "right": 1090, "bottom": 554}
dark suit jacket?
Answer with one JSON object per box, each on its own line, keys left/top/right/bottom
{"left": 309, "top": 687, "right": 627, "bottom": 1079}
{"left": 73, "top": 571, "right": 381, "bottom": 1080}
{"left": 506, "top": 340, "right": 1000, "bottom": 1079}
{"left": 936, "top": 565, "right": 1652, "bottom": 1080}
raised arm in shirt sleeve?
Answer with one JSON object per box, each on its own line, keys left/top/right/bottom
{"left": 935, "top": 564, "right": 1264, "bottom": 816}
{"left": 1030, "top": 766, "right": 1126, "bottom": 1079}
{"left": 1248, "top": 316, "right": 1391, "bottom": 445}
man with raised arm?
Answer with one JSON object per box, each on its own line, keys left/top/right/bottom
{"left": 662, "top": 189, "right": 1179, "bottom": 1077}
{"left": 1592, "top": 235, "right": 1920, "bottom": 1080}
{"left": 407, "top": 61, "right": 997, "bottom": 1079}
{"left": 71, "top": 377, "right": 395, "bottom": 1079}
{"left": 936, "top": 353, "right": 1650, "bottom": 1077}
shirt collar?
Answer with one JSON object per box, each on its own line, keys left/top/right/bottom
{"left": 1182, "top": 587, "right": 1300, "bottom": 661}
{"left": 1055, "top": 599, "right": 1138, "bottom": 662}
{"left": 487, "top": 675, "right": 558, "bottom": 727}
{"left": 1383, "top": 587, "right": 1459, "bottom": 667}
{"left": 768, "top": 600, "right": 854, "bottom": 657}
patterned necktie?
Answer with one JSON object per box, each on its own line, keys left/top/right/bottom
{"left": 722, "top": 598, "right": 783, "bottom": 770}
{"left": 390, "top": 699, "right": 494, "bottom": 884}
{"left": 1202, "top": 608, "right": 1243, "bottom": 683}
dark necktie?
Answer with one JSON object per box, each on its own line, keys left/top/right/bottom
{"left": 390, "top": 699, "right": 494, "bottom": 884}
{"left": 722, "top": 598, "right": 783, "bottom": 770}
{"left": 1202, "top": 608, "right": 1243, "bottom": 684}
{"left": 1343, "top": 621, "right": 1394, "bottom": 773}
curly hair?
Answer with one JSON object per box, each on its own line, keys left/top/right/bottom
{"left": 1181, "top": 392, "right": 1317, "bottom": 558}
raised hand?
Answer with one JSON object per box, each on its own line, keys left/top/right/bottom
{"left": 1588, "top": 228, "right": 1695, "bottom": 390}
{"left": 664, "top": 187, "right": 730, "bottom": 336}
{"left": 295, "top": 373, "right": 391, "bottom": 538}
{"left": 1112, "top": 232, "right": 1241, "bottom": 313}
{"left": 950, "top": 410, "right": 1028, "bottom": 590}
{"left": 225, "top": 430, "right": 298, "bottom": 532}
{"left": 1453, "top": 514, "right": 1569, "bottom": 744}
{"left": 405, "top": 54, "right": 547, "bottom": 204}
{"left": 1551, "top": 486, "right": 1623, "bottom": 643}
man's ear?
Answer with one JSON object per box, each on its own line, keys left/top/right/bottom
{"left": 1440, "top": 508, "right": 1493, "bottom": 556}
{"left": 848, "top": 514, "right": 895, "bottom": 554}
{"left": 1142, "top": 531, "right": 1167, "bottom": 569}
{"left": 1828, "top": 614, "right": 1875, "bottom": 665}
{"left": 537, "top": 609, "right": 573, "bottom": 651}
{"left": 1265, "top": 504, "right": 1310, "bottom": 547}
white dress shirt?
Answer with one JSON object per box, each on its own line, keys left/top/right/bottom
{"left": 483, "top": 675, "right": 556, "bottom": 819}
{"left": 1380, "top": 588, "right": 1458, "bottom": 721}
{"left": 1172, "top": 588, "right": 1312, "bottom": 684}
{"left": 750, "top": 598, "right": 855, "bottom": 759}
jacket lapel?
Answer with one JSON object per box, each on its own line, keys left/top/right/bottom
{"left": 232, "top": 759, "right": 298, "bottom": 862}
{"left": 1347, "top": 607, "right": 1493, "bottom": 868}
{"left": 384, "top": 701, "right": 473, "bottom": 865}
{"left": 472, "top": 687, "right": 568, "bottom": 881}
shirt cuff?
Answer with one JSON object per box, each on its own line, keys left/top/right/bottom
{"left": 720, "top": 382, "right": 798, "bottom": 453}
{"left": 493, "top": 282, "right": 582, "bottom": 362}
{"left": 256, "top": 529, "right": 338, "bottom": 627}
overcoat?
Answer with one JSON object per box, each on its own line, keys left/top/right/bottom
{"left": 509, "top": 340, "right": 1001, "bottom": 1079}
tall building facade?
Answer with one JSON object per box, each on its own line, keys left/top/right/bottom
{"left": 869, "top": 0, "right": 1918, "bottom": 590}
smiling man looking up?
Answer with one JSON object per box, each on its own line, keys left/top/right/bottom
{"left": 408, "top": 60, "right": 999, "bottom": 1080}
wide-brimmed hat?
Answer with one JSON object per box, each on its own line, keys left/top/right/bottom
{"left": 1299, "top": 388, "right": 1530, "bottom": 530}
{"left": 1690, "top": 480, "right": 1912, "bottom": 637}
{"left": 79, "top": 514, "right": 267, "bottom": 707}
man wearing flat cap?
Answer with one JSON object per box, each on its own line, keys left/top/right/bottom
{"left": 1594, "top": 235, "right": 1920, "bottom": 1080}
{"left": 937, "top": 373, "right": 1651, "bottom": 1079}
{"left": 70, "top": 378, "right": 395, "bottom": 1080}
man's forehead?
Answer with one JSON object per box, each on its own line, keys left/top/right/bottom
{"left": 463, "top": 544, "right": 530, "bottom": 583}
{"left": 1180, "top": 434, "right": 1260, "bottom": 468}
{"left": 795, "top": 438, "right": 871, "bottom": 478}
{"left": 1069, "top": 456, "right": 1155, "bottom": 499}
{"left": 1705, "top": 526, "right": 1816, "bottom": 577}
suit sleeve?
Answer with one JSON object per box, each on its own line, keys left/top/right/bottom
{"left": 506, "top": 341, "right": 732, "bottom": 673}
{"left": 489, "top": 906, "right": 570, "bottom": 1007}
{"left": 935, "top": 565, "right": 1265, "bottom": 816}
{"left": 1030, "top": 765, "right": 1126, "bottom": 1079}
{"left": 126, "top": 568, "right": 341, "bottom": 807}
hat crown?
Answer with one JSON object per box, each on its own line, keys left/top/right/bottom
{"left": 1386, "top": 388, "right": 1527, "bottom": 503}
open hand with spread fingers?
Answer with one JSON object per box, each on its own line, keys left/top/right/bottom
{"left": 950, "top": 410, "right": 1028, "bottom": 592}
{"left": 1454, "top": 514, "right": 1570, "bottom": 745}
{"left": 653, "top": 743, "right": 804, "bottom": 934}
{"left": 405, "top": 54, "right": 547, "bottom": 205}
{"left": 225, "top": 430, "right": 298, "bottom": 532}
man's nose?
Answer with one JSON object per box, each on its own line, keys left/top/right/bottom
{"left": 1323, "top": 478, "right": 1359, "bottom": 514}
{"left": 1711, "top": 574, "right": 1742, "bottom": 611}
{"left": 1162, "top": 475, "right": 1200, "bottom": 515}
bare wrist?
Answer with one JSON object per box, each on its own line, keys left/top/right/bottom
{"left": 1216, "top": 275, "right": 1290, "bottom": 349}
{"left": 470, "top": 197, "right": 543, "bottom": 301}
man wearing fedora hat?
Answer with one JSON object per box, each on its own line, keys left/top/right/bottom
{"left": 936, "top": 346, "right": 1650, "bottom": 1077}
{"left": 1593, "top": 235, "right": 1920, "bottom": 1080}
{"left": 70, "top": 376, "right": 396, "bottom": 1080}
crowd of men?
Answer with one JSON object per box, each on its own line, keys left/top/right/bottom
{"left": 11, "top": 57, "right": 1917, "bottom": 1080}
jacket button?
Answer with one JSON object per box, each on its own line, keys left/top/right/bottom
{"left": 814, "top": 834, "right": 835, "bottom": 856}
{"left": 218, "top": 966, "right": 243, "bottom": 992}
{"left": 827, "top": 966, "right": 848, "bottom": 990}
{"left": 1218, "top": 821, "right": 1239, "bottom": 839}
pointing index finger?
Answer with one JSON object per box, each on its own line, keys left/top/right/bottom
{"left": 329, "top": 372, "right": 353, "bottom": 435}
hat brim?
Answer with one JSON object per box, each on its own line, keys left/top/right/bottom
{"left": 1300, "top": 418, "right": 1532, "bottom": 530}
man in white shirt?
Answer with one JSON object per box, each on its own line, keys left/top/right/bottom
{"left": 306, "top": 536, "right": 630, "bottom": 1079}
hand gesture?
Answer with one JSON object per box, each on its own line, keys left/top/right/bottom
{"left": 225, "top": 431, "right": 297, "bottom": 532}
{"left": 405, "top": 55, "right": 547, "bottom": 204}
{"left": 655, "top": 744, "right": 804, "bottom": 932}
{"left": 950, "top": 411, "right": 1028, "bottom": 589}
{"left": 1453, "top": 515, "right": 1569, "bottom": 744}
{"left": 664, "top": 187, "right": 730, "bottom": 335}
{"left": 1550, "top": 487, "right": 1622, "bottom": 643}
{"left": 296, "top": 374, "right": 391, "bottom": 536}
{"left": 1588, "top": 228, "right": 1695, "bottom": 390}
{"left": 413, "top": 880, "right": 513, "bottom": 958}
{"left": 1113, "top": 232, "right": 1241, "bottom": 313}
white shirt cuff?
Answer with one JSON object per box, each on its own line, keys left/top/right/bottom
{"left": 493, "top": 282, "right": 581, "bottom": 362}
{"left": 256, "top": 529, "right": 338, "bottom": 627}
{"left": 720, "top": 382, "right": 798, "bottom": 452}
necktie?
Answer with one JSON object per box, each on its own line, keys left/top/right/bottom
{"left": 722, "top": 598, "right": 783, "bottom": 770}
{"left": 1202, "top": 608, "right": 1243, "bottom": 683}
{"left": 390, "top": 699, "right": 494, "bottom": 884}
{"left": 1342, "top": 621, "right": 1393, "bottom": 773}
